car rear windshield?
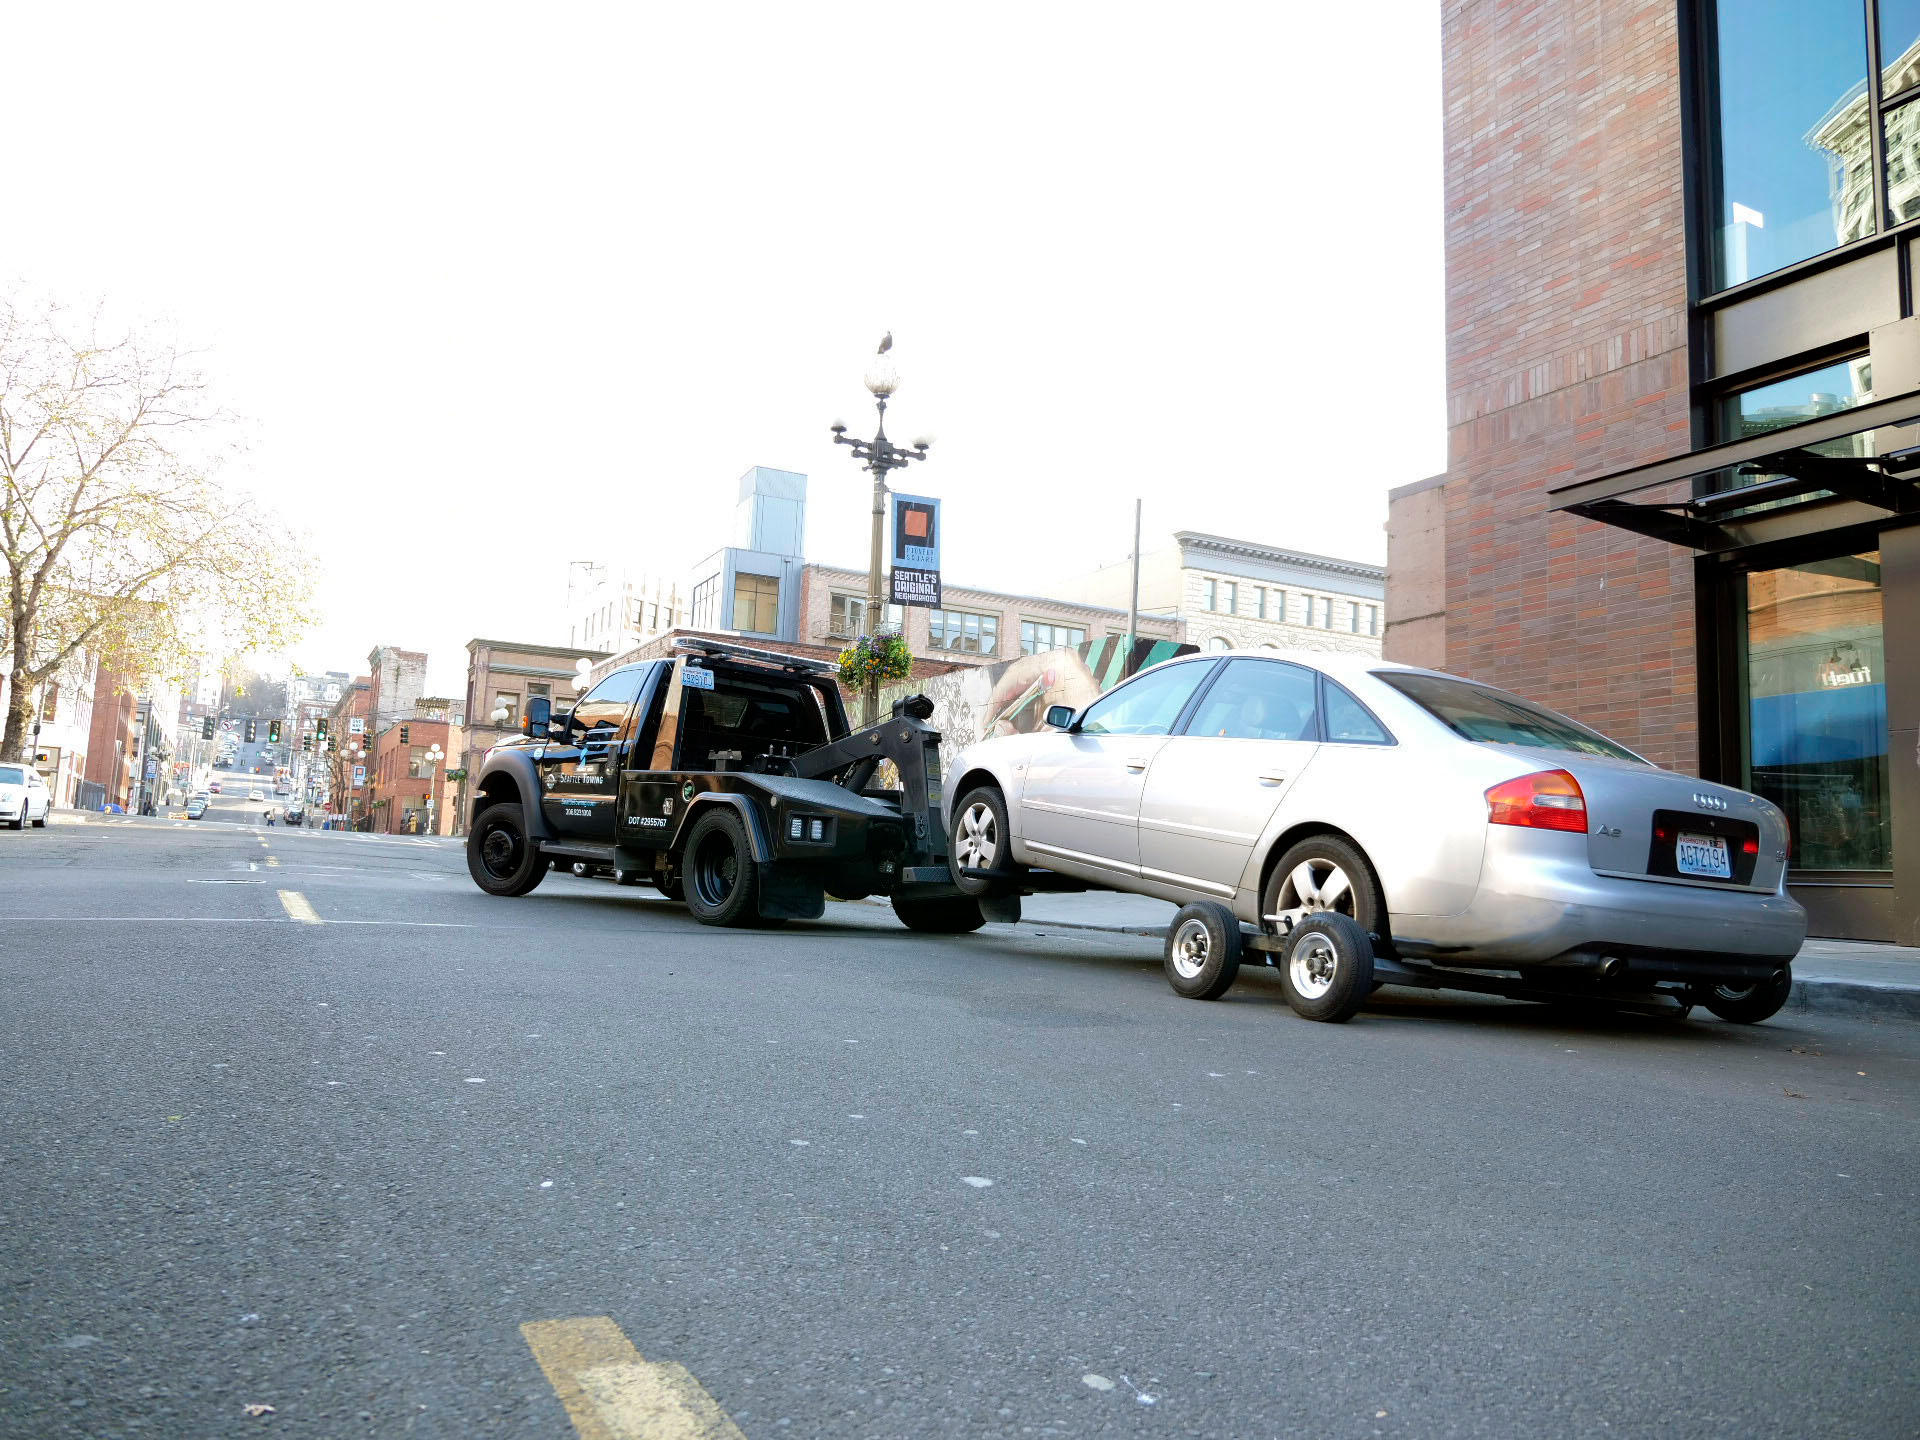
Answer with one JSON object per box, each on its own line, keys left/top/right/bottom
{"left": 1374, "top": 672, "right": 1645, "bottom": 763}
{"left": 0, "top": 766, "right": 23, "bottom": 784}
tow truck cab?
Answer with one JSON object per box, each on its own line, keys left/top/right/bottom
{"left": 471, "top": 640, "right": 951, "bottom": 921}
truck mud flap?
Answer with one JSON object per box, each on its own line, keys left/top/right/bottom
{"left": 757, "top": 864, "right": 825, "bottom": 921}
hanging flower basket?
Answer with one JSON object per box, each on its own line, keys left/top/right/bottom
{"left": 838, "top": 631, "right": 912, "bottom": 689}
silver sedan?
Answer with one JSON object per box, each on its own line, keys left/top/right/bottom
{"left": 946, "top": 650, "right": 1806, "bottom": 1024}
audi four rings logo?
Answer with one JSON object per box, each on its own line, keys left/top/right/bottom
{"left": 1692, "top": 793, "right": 1728, "bottom": 811}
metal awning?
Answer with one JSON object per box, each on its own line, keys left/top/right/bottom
{"left": 1547, "top": 389, "right": 1920, "bottom": 551}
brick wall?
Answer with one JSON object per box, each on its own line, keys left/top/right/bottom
{"left": 1433, "top": 0, "right": 1699, "bottom": 771}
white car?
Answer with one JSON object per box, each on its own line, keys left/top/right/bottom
{"left": 947, "top": 649, "right": 1805, "bottom": 1024}
{"left": 248, "top": 788, "right": 265, "bottom": 801}
{"left": 0, "top": 764, "right": 51, "bottom": 830}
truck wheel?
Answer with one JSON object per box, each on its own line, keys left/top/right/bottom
{"left": 891, "top": 894, "right": 987, "bottom": 933}
{"left": 466, "top": 802, "right": 547, "bottom": 897}
{"left": 1163, "top": 901, "right": 1242, "bottom": 1000}
{"left": 950, "top": 785, "right": 1018, "bottom": 896}
{"left": 683, "top": 810, "right": 764, "bottom": 927}
{"left": 1689, "top": 967, "right": 1793, "bottom": 1024}
{"left": 1279, "top": 912, "right": 1375, "bottom": 1023}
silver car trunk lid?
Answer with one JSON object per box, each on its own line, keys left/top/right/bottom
{"left": 1533, "top": 749, "right": 1788, "bottom": 892}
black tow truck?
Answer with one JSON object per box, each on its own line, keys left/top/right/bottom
{"left": 464, "top": 638, "right": 1005, "bottom": 931}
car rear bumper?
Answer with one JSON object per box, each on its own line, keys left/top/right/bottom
{"left": 1391, "top": 830, "right": 1806, "bottom": 972}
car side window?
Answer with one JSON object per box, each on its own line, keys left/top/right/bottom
{"left": 1183, "top": 659, "right": 1319, "bottom": 741}
{"left": 1075, "top": 662, "right": 1213, "bottom": 737}
{"left": 1321, "top": 678, "right": 1392, "bottom": 744}
{"left": 570, "top": 667, "right": 646, "bottom": 736}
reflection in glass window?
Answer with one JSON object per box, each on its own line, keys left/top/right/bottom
{"left": 1746, "top": 553, "right": 1889, "bottom": 870}
{"left": 1715, "top": 357, "right": 1875, "bottom": 497}
{"left": 1076, "top": 662, "right": 1211, "bottom": 737}
{"left": 1880, "top": 0, "right": 1920, "bottom": 95}
{"left": 1886, "top": 97, "right": 1920, "bottom": 222}
{"left": 1185, "top": 660, "right": 1319, "bottom": 741}
{"left": 1712, "top": 0, "right": 1871, "bottom": 288}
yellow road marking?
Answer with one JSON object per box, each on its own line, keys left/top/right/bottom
{"left": 265, "top": 855, "right": 280, "bottom": 867}
{"left": 521, "top": 1317, "right": 745, "bottom": 1440}
{"left": 278, "top": 890, "right": 321, "bottom": 925}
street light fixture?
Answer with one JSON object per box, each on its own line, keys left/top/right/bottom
{"left": 830, "top": 337, "right": 933, "bottom": 723}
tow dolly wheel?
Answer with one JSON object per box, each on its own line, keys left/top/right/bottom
{"left": 1278, "top": 912, "right": 1375, "bottom": 1023}
{"left": 1163, "top": 902, "right": 1242, "bottom": 1000}
{"left": 682, "top": 809, "right": 764, "bottom": 927}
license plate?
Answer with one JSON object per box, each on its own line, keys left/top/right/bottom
{"left": 1675, "top": 832, "right": 1731, "bottom": 879}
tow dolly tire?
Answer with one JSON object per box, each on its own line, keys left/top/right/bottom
{"left": 891, "top": 893, "right": 988, "bottom": 933}
{"left": 1689, "top": 967, "right": 1793, "bottom": 1024}
{"left": 950, "top": 785, "right": 1018, "bottom": 897}
{"left": 1163, "top": 902, "right": 1242, "bottom": 1000}
{"left": 466, "top": 802, "right": 547, "bottom": 897}
{"left": 682, "top": 809, "right": 764, "bottom": 927}
{"left": 1279, "top": 912, "right": 1375, "bottom": 1023}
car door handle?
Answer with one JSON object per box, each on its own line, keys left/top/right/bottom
{"left": 1258, "top": 771, "right": 1287, "bottom": 785}
{"left": 1125, "top": 756, "right": 1149, "bottom": 772}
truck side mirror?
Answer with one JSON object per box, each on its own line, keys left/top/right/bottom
{"left": 1045, "top": 704, "right": 1077, "bottom": 730}
{"left": 523, "top": 695, "right": 551, "bottom": 736}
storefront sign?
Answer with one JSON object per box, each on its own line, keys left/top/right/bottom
{"left": 889, "top": 492, "right": 941, "bottom": 608}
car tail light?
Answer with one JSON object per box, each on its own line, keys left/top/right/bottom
{"left": 1486, "top": 769, "right": 1587, "bottom": 833}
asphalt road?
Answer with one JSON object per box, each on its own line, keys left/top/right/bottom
{"left": 2, "top": 817, "right": 1916, "bottom": 1439}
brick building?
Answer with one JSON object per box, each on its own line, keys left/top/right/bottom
{"left": 326, "top": 677, "right": 373, "bottom": 825}
{"left": 367, "top": 712, "right": 462, "bottom": 835}
{"left": 1388, "top": 0, "right": 1919, "bottom": 942}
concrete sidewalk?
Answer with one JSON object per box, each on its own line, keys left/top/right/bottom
{"left": 1006, "top": 891, "right": 1920, "bottom": 1019}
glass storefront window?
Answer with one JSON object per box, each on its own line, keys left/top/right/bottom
{"left": 1711, "top": 0, "right": 1872, "bottom": 288}
{"left": 1745, "top": 552, "right": 1891, "bottom": 871}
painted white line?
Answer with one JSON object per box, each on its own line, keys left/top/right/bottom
{"left": 521, "top": 1316, "right": 746, "bottom": 1440}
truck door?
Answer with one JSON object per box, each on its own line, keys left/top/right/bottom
{"left": 541, "top": 665, "right": 652, "bottom": 840}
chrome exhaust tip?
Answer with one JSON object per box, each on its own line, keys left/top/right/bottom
{"left": 1597, "top": 956, "right": 1627, "bottom": 982}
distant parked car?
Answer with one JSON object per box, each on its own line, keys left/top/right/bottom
{"left": 186, "top": 796, "right": 209, "bottom": 820}
{"left": 209, "top": 781, "right": 222, "bottom": 793}
{"left": 949, "top": 650, "right": 1806, "bottom": 1025}
{"left": 248, "top": 788, "right": 264, "bottom": 801}
{"left": 0, "top": 764, "right": 50, "bottom": 830}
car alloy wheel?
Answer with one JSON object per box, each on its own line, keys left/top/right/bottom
{"left": 953, "top": 800, "right": 999, "bottom": 873}
{"left": 1270, "top": 858, "right": 1355, "bottom": 929}
{"left": 1288, "top": 928, "right": 1339, "bottom": 1001}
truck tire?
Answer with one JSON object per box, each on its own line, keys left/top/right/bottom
{"left": 891, "top": 893, "right": 987, "bottom": 933}
{"left": 682, "top": 809, "right": 764, "bottom": 927}
{"left": 1689, "top": 967, "right": 1793, "bottom": 1024}
{"left": 466, "top": 802, "right": 547, "bottom": 897}
{"left": 1278, "top": 912, "right": 1374, "bottom": 1023}
{"left": 950, "top": 785, "right": 1018, "bottom": 896}
{"left": 1163, "top": 901, "right": 1242, "bottom": 1000}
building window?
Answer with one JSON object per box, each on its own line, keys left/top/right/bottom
{"left": 1349, "top": 601, "right": 1361, "bottom": 632}
{"left": 1367, "top": 605, "right": 1380, "bottom": 636}
{"left": 1715, "top": 357, "right": 1874, "bottom": 496}
{"left": 1253, "top": 586, "right": 1267, "bottom": 620}
{"left": 1745, "top": 551, "right": 1888, "bottom": 870}
{"left": 690, "top": 576, "right": 718, "bottom": 630}
{"left": 1208, "top": 636, "right": 1232, "bottom": 652}
{"left": 829, "top": 593, "right": 902, "bottom": 637}
{"left": 1273, "top": 590, "right": 1287, "bottom": 623}
{"left": 1707, "top": 0, "right": 1871, "bottom": 289}
{"left": 929, "top": 609, "right": 999, "bottom": 655}
{"left": 527, "top": 681, "right": 550, "bottom": 701}
{"left": 733, "top": 573, "right": 780, "bottom": 634}
{"left": 492, "top": 692, "right": 519, "bottom": 726}
{"left": 1203, "top": 578, "right": 1218, "bottom": 612}
{"left": 1224, "top": 581, "right": 1238, "bottom": 615}
{"left": 1020, "top": 620, "right": 1087, "bottom": 655}
{"left": 408, "top": 746, "right": 432, "bottom": 780}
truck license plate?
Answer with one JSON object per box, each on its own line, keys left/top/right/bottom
{"left": 1675, "top": 832, "right": 1731, "bottom": 879}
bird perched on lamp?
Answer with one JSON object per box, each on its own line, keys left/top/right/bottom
{"left": 877, "top": 331, "right": 892, "bottom": 355}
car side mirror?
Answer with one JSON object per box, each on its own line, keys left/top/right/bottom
{"left": 523, "top": 695, "right": 552, "bottom": 736}
{"left": 1045, "top": 704, "right": 1077, "bottom": 731}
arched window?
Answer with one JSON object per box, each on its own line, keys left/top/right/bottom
{"left": 1208, "top": 636, "right": 1232, "bottom": 652}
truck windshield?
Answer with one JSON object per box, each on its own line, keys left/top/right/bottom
{"left": 1375, "top": 671, "right": 1646, "bottom": 763}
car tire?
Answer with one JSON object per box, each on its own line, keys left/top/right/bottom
{"left": 1278, "top": 912, "right": 1375, "bottom": 1023}
{"left": 1690, "top": 967, "right": 1793, "bottom": 1024}
{"left": 891, "top": 893, "right": 987, "bottom": 933}
{"left": 31, "top": 806, "right": 47, "bottom": 828}
{"left": 7, "top": 813, "right": 22, "bottom": 831}
{"left": 682, "top": 809, "right": 764, "bottom": 927}
{"left": 1263, "top": 833, "right": 1384, "bottom": 942}
{"left": 950, "top": 785, "right": 1019, "bottom": 897}
{"left": 1163, "top": 901, "right": 1242, "bottom": 1000}
{"left": 466, "top": 801, "right": 547, "bottom": 897}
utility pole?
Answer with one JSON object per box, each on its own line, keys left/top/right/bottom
{"left": 829, "top": 338, "right": 934, "bottom": 724}
{"left": 1126, "top": 498, "right": 1142, "bottom": 676}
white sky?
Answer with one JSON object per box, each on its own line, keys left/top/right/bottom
{"left": 10, "top": 3, "right": 1446, "bottom": 697}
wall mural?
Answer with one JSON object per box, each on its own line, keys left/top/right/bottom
{"left": 878, "top": 635, "right": 1198, "bottom": 775}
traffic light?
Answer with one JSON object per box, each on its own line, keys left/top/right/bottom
{"left": 201, "top": 716, "right": 215, "bottom": 740}
{"left": 400, "top": 724, "right": 410, "bottom": 743}
{"left": 302, "top": 734, "right": 313, "bottom": 753}
{"left": 316, "top": 718, "right": 329, "bottom": 739}
{"left": 245, "top": 720, "right": 258, "bottom": 743}
{"left": 268, "top": 720, "right": 282, "bottom": 744}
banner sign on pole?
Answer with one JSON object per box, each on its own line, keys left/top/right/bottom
{"left": 888, "top": 492, "right": 941, "bottom": 608}
{"left": 352, "top": 766, "right": 366, "bottom": 788}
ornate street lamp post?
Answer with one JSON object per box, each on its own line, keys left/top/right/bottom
{"left": 829, "top": 339, "right": 933, "bottom": 724}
